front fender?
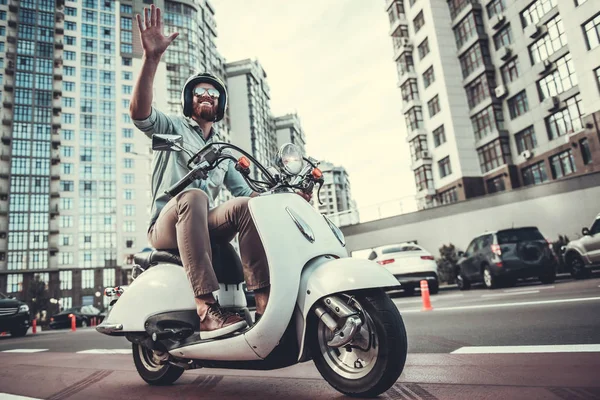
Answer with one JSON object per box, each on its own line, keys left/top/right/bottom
{"left": 295, "top": 256, "right": 399, "bottom": 361}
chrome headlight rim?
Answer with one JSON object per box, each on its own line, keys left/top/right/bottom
{"left": 277, "top": 143, "right": 304, "bottom": 176}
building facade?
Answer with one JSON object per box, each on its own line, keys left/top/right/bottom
{"left": 316, "top": 161, "right": 359, "bottom": 227}
{"left": 386, "top": 0, "right": 600, "bottom": 210}
{"left": 274, "top": 113, "right": 306, "bottom": 155}
{"left": 0, "top": 0, "right": 227, "bottom": 314}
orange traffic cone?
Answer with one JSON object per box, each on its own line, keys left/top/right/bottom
{"left": 420, "top": 280, "right": 433, "bottom": 311}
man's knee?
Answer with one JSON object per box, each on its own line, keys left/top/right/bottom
{"left": 231, "top": 196, "right": 251, "bottom": 214}
{"left": 175, "top": 189, "right": 209, "bottom": 212}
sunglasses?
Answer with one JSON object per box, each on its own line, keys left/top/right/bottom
{"left": 193, "top": 87, "right": 220, "bottom": 99}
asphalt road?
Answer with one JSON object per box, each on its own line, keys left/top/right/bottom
{"left": 0, "top": 274, "right": 598, "bottom": 399}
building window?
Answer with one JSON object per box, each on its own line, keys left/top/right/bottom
{"left": 439, "top": 187, "right": 458, "bottom": 205}
{"left": 596, "top": 67, "right": 600, "bottom": 93}
{"left": 501, "top": 57, "right": 520, "bottom": 84}
{"left": 413, "top": 11, "right": 425, "bottom": 33}
{"left": 124, "top": 158, "right": 134, "bottom": 169}
{"left": 522, "top": 161, "right": 548, "bottom": 186}
{"left": 486, "top": 176, "right": 506, "bottom": 194}
{"left": 438, "top": 156, "right": 452, "bottom": 178}
{"left": 401, "top": 79, "right": 419, "bottom": 102}
{"left": 448, "top": 0, "right": 473, "bottom": 20}
{"left": 471, "top": 105, "right": 504, "bottom": 140}
{"left": 103, "top": 269, "right": 115, "bottom": 287}
{"left": 59, "top": 270, "right": 72, "bottom": 290}
{"left": 82, "top": 270, "right": 94, "bottom": 289}
{"left": 537, "top": 54, "right": 577, "bottom": 100}
{"left": 396, "top": 53, "right": 414, "bottom": 79}
{"left": 423, "top": 66, "right": 435, "bottom": 88}
{"left": 515, "top": 126, "right": 538, "bottom": 154}
{"left": 521, "top": 0, "right": 558, "bottom": 28}
{"left": 477, "top": 138, "right": 512, "bottom": 173}
{"left": 465, "top": 73, "right": 495, "bottom": 109}
{"left": 409, "top": 135, "right": 429, "bottom": 162}
{"left": 404, "top": 107, "right": 423, "bottom": 131}
{"left": 433, "top": 125, "right": 446, "bottom": 147}
{"left": 388, "top": 1, "right": 406, "bottom": 24}
{"left": 546, "top": 94, "right": 585, "bottom": 139}
{"left": 418, "top": 38, "right": 430, "bottom": 59}
{"left": 580, "top": 138, "right": 593, "bottom": 165}
{"left": 428, "top": 95, "right": 441, "bottom": 117}
{"left": 459, "top": 43, "right": 490, "bottom": 78}
{"left": 507, "top": 90, "right": 529, "bottom": 120}
{"left": 414, "top": 165, "right": 433, "bottom": 191}
{"left": 529, "top": 16, "right": 566, "bottom": 64}
{"left": 59, "top": 252, "right": 73, "bottom": 265}
{"left": 550, "top": 149, "right": 576, "bottom": 179}
{"left": 487, "top": 0, "right": 506, "bottom": 18}
{"left": 493, "top": 25, "right": 512, "bottom": 50}
{"left": 583, "top": 13, "right": 600, "bottom": 50}
{"left": 7, "top": 274, "right": 23, "bottom": 293}
{"left": 454, "top": 11, "right": 485, "bottom": 49}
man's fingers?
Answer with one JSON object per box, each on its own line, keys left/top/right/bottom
{"left": 167, "top": 32, "right": 179, "bottom": 43}
{"left": 136, "top": 13, "right": 144, "bottom": 31}
{"left": 156, "top": 7, "right": 162, "bottom": 31}
{"left": 150, "top": 4, "right": 157, "bottom": 26}
{"left": 144, "top": 7, "right": 150, "bottom": 28}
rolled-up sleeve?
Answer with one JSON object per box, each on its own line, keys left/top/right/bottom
{"left": 132, "top": 107, "right": 175, "bottom": 138}
{"left": 224, "top": 159, "right": 254, "bottom": 197}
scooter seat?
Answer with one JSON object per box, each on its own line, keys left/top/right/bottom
{"left": 132, "top": 242, "right": 244, "bottom": 285}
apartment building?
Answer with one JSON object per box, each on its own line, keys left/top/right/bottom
{"left": 274, "top": 113, "right": 306, "bottom": 156}
{"left": 317, "top": 161, "right": 359, "bottom": 227}
{"left": 386, "top": 0, "right": 600, "bottom": 210}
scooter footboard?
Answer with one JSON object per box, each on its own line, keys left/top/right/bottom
{"left": 295, "top": 256, "right": 400, "bottom": 362}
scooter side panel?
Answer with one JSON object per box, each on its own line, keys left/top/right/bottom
{"left": 296, "top": 257, "right": 400, "bottom": 361}
{"left": 244, "top": 193, "right": 347, "bottom": 358}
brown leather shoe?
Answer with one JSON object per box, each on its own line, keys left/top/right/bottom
{"left": 199, "top": 303, "right": 247, "bottom": 339}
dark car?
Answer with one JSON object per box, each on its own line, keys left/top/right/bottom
{"left": 0, "top": 292, "right": 30, "bottom": 337}
{"left": 456, "top": 227, "right": 557, "bottom": 290}
{"left": 49, "top": 305, "right": 104, "bottom": 329}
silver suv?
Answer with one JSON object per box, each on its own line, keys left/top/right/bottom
{"left": 562, "top": 214, "right": 600, "bottom": 279}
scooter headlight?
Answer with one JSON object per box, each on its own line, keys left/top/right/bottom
{"left": 323, "top": 214, "right": 345, "bottom": 247}
{"left": 276, "top": 143, "right": 304, "bottom": 176}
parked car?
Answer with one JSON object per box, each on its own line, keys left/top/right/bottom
{"left": 562, "top": 213, "right": 600, "bottom": 279}
{"left": 49, "top": 305, "right": 105, "bottom": 329}
{"left": 0, "top": 292, "right": 30, "bottom": 337}
{"left": 367, "top": 243, "right": 439, "bottom": 295}
{"left": 456, "top": 227, "right": 557, "bottom": 290}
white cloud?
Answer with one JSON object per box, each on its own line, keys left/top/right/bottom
{"left": 211, "top": 0, "right": 417, "bottom": 214}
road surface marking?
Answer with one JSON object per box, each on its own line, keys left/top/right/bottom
{"left": 1, "top": 349, "right": 48, "bottom": 353}
{"left": 0, "top": 394, "right": 42, "bottom": 400}
{"left": 433, "top": 294, "right": 465, "bottom": 299}
{"left": 399, "top": 296, "right": 600, "bottom": 313}
{"left": 393, "top": 293, "right": 465, "bottom": 304}
{"left": 76, "top": 349, "right": 132, "bottom": 354}
{"left": 482, "top": 290, "right": 540, "bottom": 298}
{"left": 451, "top": 344, "right": 600, "bottom": 354}
{"left": 505, "top": 285, "right": 555, "bottom": 293}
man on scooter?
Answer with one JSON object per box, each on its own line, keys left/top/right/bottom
{"left": 129, "top": 5, "right": 273, "bottom": 339}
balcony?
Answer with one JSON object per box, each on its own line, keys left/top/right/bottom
{"left": 402, "top": 98, "right": 421, "bottom": 114}
{"left": 498, "top": 45, "right": 512, "bottom": 61}
{"left": 50, "top": 192, "right": 60, "bottom": 199}
{"left": 415, "top": 186, "right": 436, "bottom": 198}
{"left": 533, "top": 59, "right": 555, "bottom": 77}
{"left": 524, "top": 23, "right": 547, "bottom": 40}
{"left": 3, "top": 84, "right": 14, "bottom": 93}
{"left": 54, "top": 42, "right": 64, "bottom": 50}
{"left": 53, "top": 90, "right": 62, "bottom": 99}
{"left": 393, "top": 39, "right": 414, "bottom": 61}
{"left": 55, "top": 27, "right": 64, "bottom": 34}
{"left": 8, "top": 3, "right": 18, "bottom": 13}
{"left": 8, "top": 19, "right": 17, "bottom": 28}
{"left": 474, "top": 128, "right": 509, "bottom": 149}
{"left": 1, "top": 136, "right": 11, "bottom": 145}
{"left": 51, "top": 156, "right": 61, "bottom": 165}
{"left": 406, "top": 128, "right": 427, "bottom": 143}
{"left": 389, "top": 15, "right": 408, "bottom": 37}
{"left": 489, "top": 13, "right": 506, "bottom": 30}
{"left": 410, "top": 152, "right": 433, "bottom": 170}
{"left": 2, "top": 101, "right": 13, "bottom": 109}
{"left": 451, "top": 0, "right": 482, "bottom": 27}
{"left": 397, "top": 69, "right": 417, "bottom": 87}
{"left": 2, "top": 119, "right": 12, "bottom": 127}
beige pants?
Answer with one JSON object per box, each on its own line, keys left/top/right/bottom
{"left": 147, "top": 189, "right": 270, "bottom": 296}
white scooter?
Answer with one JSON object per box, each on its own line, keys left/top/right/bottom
{"left": 97, "top": 135, "right": 408, "bottom": 398}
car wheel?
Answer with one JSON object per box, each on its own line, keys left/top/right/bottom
{"left": 429, "top": 280, "right": 439, "bottom": 295}
{"left": 10, "top": 327, "right": 28, "bottom": 337}
{"left": 569, "top": 254, "right": 590, "bottom": 280}
{"left": 456, "top": 271, "right": 471, "bottom": 291}
{"left": 482, "top": 266, "right": 498, "bottom": 289}
{"left": 539, "top": 268, "right": 556, "bottom": 284}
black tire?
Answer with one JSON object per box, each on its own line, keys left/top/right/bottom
{"left": 10, "top": 327, "right": 28, "bottom": 337}
{"left": 569, "top": 254, "right": 590, "bottom": 280}
{"left": 132, "top": 343, "right": 184, "bottom": 385}
{"left": 456, "top": 270, "right": 471, "bottom": 291}
{"left": 308, "top": 289, "right": 407, "bottom": 398}
{"left": 403, "top": 286, "right": 415, "bottom": 296}
{"left": 482, "top": 266, "right": 498, "bottom": 289}
{"left": 539, "top": 268, "right": 556, "bottom": 284}
{"left": 429, "top": 280, "right": 439, "bottom": 295}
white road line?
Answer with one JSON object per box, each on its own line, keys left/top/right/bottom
{"left": 482, "top": 290, "right": 540, "bottom": 298}
{"left": 434, "top": 294, "right": 465, "bottom": 299}
{"left": 76, "top": 349, "right": 132, "bottom": 354}
{"left": 451, "top": 344, "right": 600, "bottom": 354}
{"left": 1, "top": 349, "right": 48, "bottom": 353}
{"left": 399, "top": 296, "right": 600, "bottom": 313}
{"left": 0, "top": 394, "right": 43, "bottom": 400}
{"left": 504, "top": 285, "right": 555, "bottom": 293}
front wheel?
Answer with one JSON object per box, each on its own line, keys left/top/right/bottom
{"left": 132, "top": 343, "right": 184, "bottom": 385}
{"left": 483, "top": 266, "right": 498, "bottom": 289}
{"left": 10, "top": 327, "right": 28, "bottom": 337}
{"left": 308, "top": 289, "right": 408, "bottom": 398}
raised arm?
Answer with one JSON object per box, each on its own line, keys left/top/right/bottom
{"left": 130, "top": 4, "right": 179, "bottom": 120}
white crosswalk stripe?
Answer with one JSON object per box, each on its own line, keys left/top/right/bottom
{"left": 0, "top": 393, "right": 43, "bottom": 400}
{"left": 1, "top": 349, "right": 48, "bottom": 353}
{"left": 451, "top": 344, "right": 600, "bottom": 354}
{"left": 76, "top": 349, "right": 132, "bottom": 354}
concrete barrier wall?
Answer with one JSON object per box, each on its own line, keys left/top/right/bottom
{"left": 342, "top": 172, "right": 600, "bottom": 257}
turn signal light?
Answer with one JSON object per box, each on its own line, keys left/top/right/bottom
{"left": 421, "top": 255, "right": 435, "bottom": 260}
{"left": 311, "top": 168, "right": 322, "bottom": 179}
{"left": 377, "top": 259, "right": 395, "bottom": 265}
{"left": 238, "top": 156, "right": 250, "bottom": 169}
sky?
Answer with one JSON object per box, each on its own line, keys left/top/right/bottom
{"left": 210, "top": 0, "right": 419, "bottom": 219}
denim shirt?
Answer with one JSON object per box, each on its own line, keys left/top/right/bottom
{"left": 133, "top": 107, "right": 253, "bottom": 228}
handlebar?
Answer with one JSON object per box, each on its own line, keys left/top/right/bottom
{"left": 165, "top": 163, "right": 208, "bottom": 197}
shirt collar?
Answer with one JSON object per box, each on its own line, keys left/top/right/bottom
{"left": 186, "top": 117, "right": 219, "bottom": 141}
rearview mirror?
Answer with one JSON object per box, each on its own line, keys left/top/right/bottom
{"left": 152, "top": 134, "right": 183, "bottom": 152}
{"left": 582, "top": 227, "right": 590, "bottom": 236}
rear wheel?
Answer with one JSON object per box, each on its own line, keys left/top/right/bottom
{"left": 569, "top": 254, "right": 590, "bottom": 280}
{"left": 482, "top": 266, "right": 498, "bottom": 289}
{"left": 456, "top": 270, "right": 471, "bottom": 291}
{"left": 308, "top": 290, "right": 407, "bottom": 398}
{"left": 10, "top": 327, "right": 28, "bottom": 337}
{"left": 428, "top": 280, "right": 439, "bottom": 295}
{"left": 132, "top": 343, "right": 184, "bottom": 385}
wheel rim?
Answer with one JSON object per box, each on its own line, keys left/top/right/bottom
{"left": 571, "top": 257, "right": 584, "bottom": 274}
{"left": 457, "top": 274, "right": 464, "bottom": 288}
{"left": 316, "top": 296, "right": 379, "bottom": 380}
{"left": 137, "top": 345, "right": 168, "bottom": 372}
{"left": 484, "top": 269, "right": 492, "bottom": 287}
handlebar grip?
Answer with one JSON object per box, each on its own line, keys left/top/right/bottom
{"left": 165, "top": 174, "right": 194, "bottom": 198}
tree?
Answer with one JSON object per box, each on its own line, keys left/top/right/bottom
{"left": 436, "top": 243, "right": 461, "bottom": 284}
{"left": 28, "top": 276, "right": 50, "bottom": 322}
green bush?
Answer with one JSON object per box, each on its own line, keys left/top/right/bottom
{"left": 436, "top": 243, "right": 462, "bottom": 284}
